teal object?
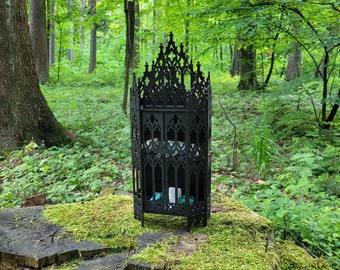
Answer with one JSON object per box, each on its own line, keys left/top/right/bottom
{"left": 177, "top": 195, "right": 194, "bottom": 204}
{"left": 150, "top": 192, "right": 163, "bottom": 201}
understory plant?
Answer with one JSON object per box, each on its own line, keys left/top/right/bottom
{"left": 213, "top": 78, "right": 339, "bottom": 268}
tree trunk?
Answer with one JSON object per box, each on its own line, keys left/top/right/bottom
{"left": 325, "top": 89, "right": 340, "bottom": 125}
{"left": 321, "top": 50, "right": 329, "bottom": 123}
{"left": 230, "top": 44, "right": 241, "bottom": 77}
{"left": 81, "top": 0, "right": 86, "bottom": 51}
{"left": 285, "top": 49, "right": 302, "bottom": 81}
{"left": 29, "top": 0, "right": 49, "bottom": 83}
{"left": 238, "top": 44, "right": 260, "bottom": 90}
{"left": 88, "top": 0, "right": 97, "bottom": 73}
{"left": 48, "top": 1, "right": 56, "bottom": 67}
{"left": 122, "top": 0, "right": 135, "bottom": 114}
{"left": 285, "top": 23, "right": 301, "bottom": 81}
{"left": 219, "top": 45, "right": 224, "bottom": 71}
{"left": 0, "top": 0, "right": 69, "bottom": 151}
{"left": 134, "top": 0, "right": 140, "bottom": 67}
{"left": 67, "top": 0, "right": 74, "bottom": 62}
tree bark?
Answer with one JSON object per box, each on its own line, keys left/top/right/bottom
{"left": 0, "top": 0, "right": 69, "bottom": 151}
{"left": 29, "top": 0, "right": 49, "bottom": 83}
{"left": 238, "top": 44, "right": 260, "bottom": 90}
{"left": 81, "top": 0, "right": 86, "bottom": 51}
{"left": 134, "top": 0, "right": 140, "bottom": 67}
{"left": 285, "top": 22, "right": 302, "bottom": 81}
{"left": 230, "top": 44, "right": 241, "bottom": 77}
{"left": 48, "top": 0, "right": 56, "bottom": 67}
{"left": 67, "top": 0, "right": 74, "bottom": 62}
{"left": 88, "top": 0, "right": 97, "bottom": 73}
{"left": 325, "top": 89, "right": 340, "bottom": 123}
{"left": 122, "top": 0, "right": 135, "bottom": 114}
{"left": 285, "top": 49, "right": 302, "bottom": 81}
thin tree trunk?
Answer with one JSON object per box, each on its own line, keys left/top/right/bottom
{"left": 134, "top": 0, "right": 140, "bottom": 67}
{"left": 321, "top": 50, "right": 329, "bottom": 123}
{"left": 88, "top": 0, "right": 97, "bottom": 73}
{"left": 262, "top": 32, "right": 280, "bottom": 89}
{"left": 48, "top": 1, "right": 56, "bottom": 67}
{"left": 325, "top": 89, "right": 340, "bottom": 124}
{"left": 122, "top": 0, "right": 135, "bottom": 114}
{"left": 219, "top": 45, "right": 224, "bottom": 70}
{"left": 67, "top": 0, "right": 74, "bottom": 62}
{"left": 81, "top": 0, "right": 85, "bottom": 51}
{"left": 29, "top": 0, "right": 49, "bottom": 83}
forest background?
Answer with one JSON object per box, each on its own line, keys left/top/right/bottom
{"left": 0, "top": 0, "right": 339, "bottom": 268}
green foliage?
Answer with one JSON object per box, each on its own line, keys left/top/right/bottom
{"left": 0, "top": 85, "right": 131, "bottom": 208}
{"left": 238, "top": 184, "right": 340, "bottom": 267}
{"left": 233, "top": 143, "right": 340, "bottom": 268}
{"left": 250, "top": 129, "right": 278, "bottom": 177}
{"left": 211, "top": 76, "right": 339, "bottom": 268}
{"left": 0, "top": 143, "right": 120, "bottom": 207}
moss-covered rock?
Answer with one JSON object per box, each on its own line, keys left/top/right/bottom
{"left": 44, "top": 194, "right": 148, "bottom": 251}
{"left": 277, "top": 240, "right": 332, "bottom": 270}
{"left": 43, "top": 194, "right": 331, "bottom": 270}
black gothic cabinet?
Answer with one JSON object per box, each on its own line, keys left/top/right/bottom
{"left": 130, "top": 33, "right": 211, "bottom": 231}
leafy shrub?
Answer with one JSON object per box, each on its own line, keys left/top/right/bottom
{"left": 0, "top": 85, "right": 131, "bottom": 208}
{"left": 0, "top": 143, "right": 121, "bottom": 207}
{"left": 213, "top": 78, "right": 339, "bottom": 268}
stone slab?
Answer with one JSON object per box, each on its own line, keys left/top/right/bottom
{"left": 0, "top": 206, "right": 207, "bottom": 270}
{"left": 0, "top": 206, "right": 111, "bottom": 269}
{"left": 76, "top": 252, "right": 131, "bottom": 270}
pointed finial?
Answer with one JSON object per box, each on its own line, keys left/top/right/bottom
{"left": 180, "top": 43, "right": 184, "bottom": 54}
{"left": 169, "top": 32, "right": 173, "bottom": 41}
{"left": 196, "top": 62, "right": 201, "bottom": 72}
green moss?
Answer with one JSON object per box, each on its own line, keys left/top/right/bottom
{"left": 131, "top": 196, "right": 279, "bottom": 270}
{"left": 277, "top": 240, "right": 332, "bottom": 270}
{"left": 43, "top": 194, "right": 331, "bottom": 270}
{"left": 131, "top": 238, "right": 179, "bottom": 269}
{"left": 129, "top": 193, "right": 279, "bottom": 270}
{"left": 44, "top": 195, "right": 151, "bottom": 251}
